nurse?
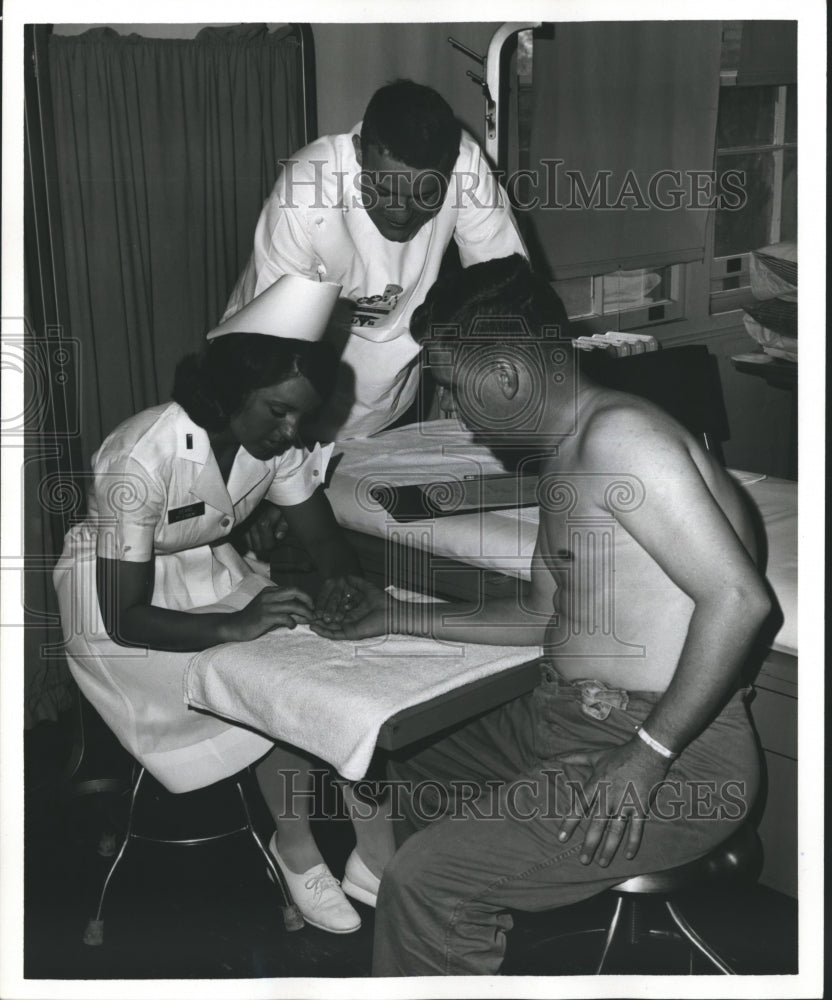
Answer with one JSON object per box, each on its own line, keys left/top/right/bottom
{"left": 53, "top": 275, "right": 391, "bottom": 935}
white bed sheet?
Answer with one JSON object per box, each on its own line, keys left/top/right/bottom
{"left": 326, "top": 421, "right": 797, "bottom": 658}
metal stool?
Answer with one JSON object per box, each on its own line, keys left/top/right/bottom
{"left": 519, "top": 824, "right": 763, "bottom": 975}
{"left": 61, "top": 683, "right": 132, "bottom": 799}
{"left": 82, "top": 762, "right": 302, "bottom": 945}
{"left": 590, "top": 824, "right": 764, "bottom": 974}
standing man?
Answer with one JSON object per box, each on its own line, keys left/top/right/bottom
{"left": 223, "top": 79, "right": 526, "bottom": 442}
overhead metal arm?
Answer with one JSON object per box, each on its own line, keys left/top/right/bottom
{"left": 484, "top": 22, "right": 542, "bottom": 165}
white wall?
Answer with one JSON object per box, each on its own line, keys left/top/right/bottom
{"left": 311, "top": 22, "right": 502, "bottom": 144}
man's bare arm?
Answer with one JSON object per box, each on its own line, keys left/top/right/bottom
{"left": 311, "top": 526, "right": 557, "bottom": 645}
{"left": 554, "top": 409, "right": 771, "bottom": 866}
{"left": 592, "top": 415, "right": 771, "bottom": 751}
{"left": 392, "top": 535, "right": 555, "bottom": 645}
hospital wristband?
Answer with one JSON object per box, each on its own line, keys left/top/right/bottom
{"left": 635, "top": 725, "right": 678, "bottom": 760}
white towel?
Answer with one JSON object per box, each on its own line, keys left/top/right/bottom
{"left": 184, "top": 624, "right": 538, "bottom": 780}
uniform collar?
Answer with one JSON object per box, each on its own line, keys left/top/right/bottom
{"left": 226, "top": 447, "right": 274, "bottom": 507}
{"left": 171, "top": 411, "right": 232, "bottom": 516}
{"left": 172, "top": 407, "right": 272, "bottom": 516}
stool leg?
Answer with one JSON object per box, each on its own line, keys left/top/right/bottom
{"left": 83, "top": 765, "right": 145, "bottom": 946}
{"left": 63, "top": 684, "right": 86, "bottom": 784}
{"left": 235, "top": 777, "right": 304, "bottom": 932}
{"left": 595, "top": 895, "right": 625, "bottom": 974}
{"left": 664, "top": 900, "right": 736, "bottom": 974}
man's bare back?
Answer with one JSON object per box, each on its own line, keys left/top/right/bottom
{"left": 534, "top": 386, "right": 762, "bottom": 691}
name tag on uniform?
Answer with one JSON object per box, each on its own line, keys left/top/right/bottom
{"left": 167, "top": 501, "right": 205, "bottom": 524}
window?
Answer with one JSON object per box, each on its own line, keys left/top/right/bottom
{"left": 517, "top": 21, "right": 723, "bottom": 333}
{"left": 531, "top": 21, "right": 796, "bottom": 335}
{"left": 709, "top": 22, "right": 797, "bottom": 314}
{"left": 554, "top": 265, "right": 684, "bottom": 330}
{"left": 710, "top": 83, "right": 797, "bottom": 313}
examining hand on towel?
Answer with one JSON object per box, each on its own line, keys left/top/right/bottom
{"left": 310, "top": 575, "right": 395, "bottom": 639}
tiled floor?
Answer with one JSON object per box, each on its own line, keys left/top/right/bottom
{"left": 23, "top": 716, "right": 799, "bottom": 981}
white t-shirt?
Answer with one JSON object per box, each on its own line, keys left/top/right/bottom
{"left": 223, "top": 125, "right": 527, "bottom": 439}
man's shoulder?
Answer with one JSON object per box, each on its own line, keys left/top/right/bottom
{"left": 288, "top": 130, "right": 353, "bottom": 165}
{"left": 453, "top": 128, "right": 486, "bottom": 172}
{"left": 273, "top": 132, "right": 354, "bottom": 208}
{"left": 537, "top": 397, "right": 691, "bottom": 520}
{"left": 577, "top": 392, "right": 689, "bottom": 466}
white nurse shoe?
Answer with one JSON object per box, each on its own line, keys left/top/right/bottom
{"left": 268, "top": 833, "right": 361, "bottom": 934}
{"left": 341, "top": 850, "right": 381, "bottom": 908}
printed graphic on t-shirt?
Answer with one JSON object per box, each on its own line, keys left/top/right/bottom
{"left": 351, "top": 284, "right": 403, "bottom": 329}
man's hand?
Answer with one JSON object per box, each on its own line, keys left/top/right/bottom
{"left": 243, "top": 501, "right": 289, "bottom": 557}
{"left": 555, "top": 739, "right": 672, "bottom": 867}
{"left": 314, "top": 575, "right": 369, "bottom": 624}
{"left": 310, "top": 575, "right": 392, "bottom": 639}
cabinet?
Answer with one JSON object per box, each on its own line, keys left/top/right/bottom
{"left": 749, "top": 650, "right": 798, "bottom": 898}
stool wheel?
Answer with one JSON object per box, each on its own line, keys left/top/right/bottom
{"left": 83, "top": 918, "right": 104, "bottom": 947}
{"left": 282, "top": 904, "right": 305, "bottom": 932}
{"left": 97, "top": 831, "right": 119, "bottom": 857}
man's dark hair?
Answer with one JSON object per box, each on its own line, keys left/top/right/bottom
{"left": 172, "top": 333, "right": 336, "bottom": 432}
{"left": 361, "top": 80, "right": 461, "bottom": 173}
{"left": 410, "top": 254, "right": 571, "bottom": 349}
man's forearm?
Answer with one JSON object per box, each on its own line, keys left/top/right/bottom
{"left": 390, "top": 593, "right": 550, "bottom": 646}
{"left": 637, "top": 591, "right": 770, "bottom": 755}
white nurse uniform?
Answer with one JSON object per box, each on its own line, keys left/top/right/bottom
{"left": 53, "top": 401, "right": 332, "bottom": 793}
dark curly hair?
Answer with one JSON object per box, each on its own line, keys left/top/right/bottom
{"left": 361, "top": 80, "right": 461, "bottom": 174}
{"left": 410, "top": 254, "right": 571, "bottom": 350}
{"left": 172, "top": 333, "right": 337, "bottom": 433}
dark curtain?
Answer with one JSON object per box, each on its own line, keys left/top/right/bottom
{"left": 23, "top": 25, "right": 84, "bottom": 725}
{"left": 23, "top": 23, "right": 305, "bottom": 725}
{"left": 47, "top": 24, "right": 305, "bottom": 469}
{"left": 524, "top": 22, "right": 723, "bottom": 279}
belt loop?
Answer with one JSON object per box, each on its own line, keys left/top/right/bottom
{"left": 538, "top": 659, "right": 559, "bottom": 686}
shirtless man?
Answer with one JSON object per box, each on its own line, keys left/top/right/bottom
{"left": 312, "top": 254, "right": 771, "bottom": 976}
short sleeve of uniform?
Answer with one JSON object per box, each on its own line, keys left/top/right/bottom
{"left": 222, "top": 163, "right": 322, "bottom": 319}
{"left": 93, "top": 453, "right": 167, "bottom": 563}
{"left": 266, "top": 443, "right": 335, "bottom": 507}
{"left": 452, "top": 137, "right": 527, "bottom": 267}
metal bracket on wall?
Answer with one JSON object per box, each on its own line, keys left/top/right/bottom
{"left": 447, "top": 35, "right": 497, "bottom": 142}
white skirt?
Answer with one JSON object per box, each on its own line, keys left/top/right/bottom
{"left": 52, "top": 523, "right": 274, "bottom": 792}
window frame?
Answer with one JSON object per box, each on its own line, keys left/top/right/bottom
{"left": 559, "top": 265, "right": 686, "bottom": 337}
{"left": 708, "top": 81, "right": 796, "bottom": 316}
{"left": 559, "top": 24, "right": 796, "bottom": 344}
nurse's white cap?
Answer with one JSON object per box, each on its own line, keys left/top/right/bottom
{"left": 206, "top": 273, "right": 342, "bottom": 342}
